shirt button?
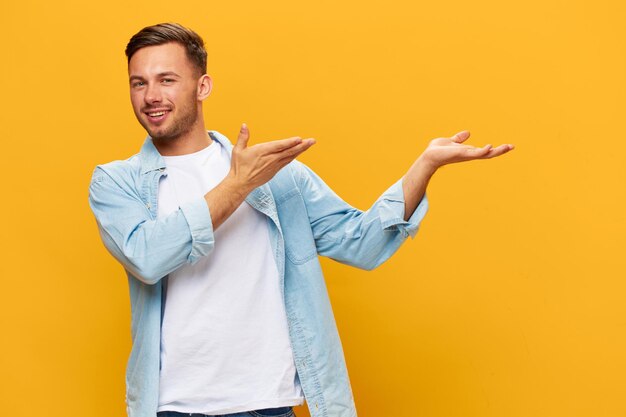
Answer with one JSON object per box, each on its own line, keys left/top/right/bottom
{"left": 146, "top": 203, "right": 151, "bottom": 209}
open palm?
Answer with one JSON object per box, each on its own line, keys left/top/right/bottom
{"left": 421, "top": 131, "right": 514, "bottom": 170}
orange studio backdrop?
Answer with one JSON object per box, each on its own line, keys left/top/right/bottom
{"left": 1, "top": 0, "right": 625, "bottom": 416}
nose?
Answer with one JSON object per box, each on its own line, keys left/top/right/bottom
{"left": 144, "top": 82, "right": 162, "bottom": 104}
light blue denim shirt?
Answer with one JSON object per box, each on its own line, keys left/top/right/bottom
{"left": 88, "top": 131, "right": 429, "bottom": 417}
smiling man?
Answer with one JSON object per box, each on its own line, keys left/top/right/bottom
{"left": 88, "top": 23, "right": 513, "bottom": 417}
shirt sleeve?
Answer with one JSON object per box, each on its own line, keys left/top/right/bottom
{"left": 375, "top": 177, "right": 430, "bottom": 239}
{"left": 88, "top": 166, "right": 215, "bottom": 285}
{"left": 294, "top": 161, "right": 429, "bottom": 270}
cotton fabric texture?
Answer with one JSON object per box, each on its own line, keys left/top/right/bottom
{"left": 156, "top": 141, "right": 303, "bottom": 413}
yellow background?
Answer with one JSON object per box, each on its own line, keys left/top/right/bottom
{"left": 1, "top": 0, "right": 625, "bottom": 416}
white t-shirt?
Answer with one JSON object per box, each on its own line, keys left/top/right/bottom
{"left": 156, "top": 140, "right": 304, "bottom": 414}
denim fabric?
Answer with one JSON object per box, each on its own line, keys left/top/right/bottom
{"left": 89, "top": 131, "right": 429, "bottom": 417}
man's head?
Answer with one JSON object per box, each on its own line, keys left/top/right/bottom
{"left": 126, "top": 23, "right": 212, "bottom": 142}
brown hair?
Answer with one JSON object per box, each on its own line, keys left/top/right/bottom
{"left": 125, "top": 23, "right": 207, "bottom": 75}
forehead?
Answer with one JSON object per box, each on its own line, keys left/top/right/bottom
{"left": 128, "top": 42, "right": 194, "bottom": 77}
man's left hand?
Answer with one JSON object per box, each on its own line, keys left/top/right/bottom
{"left": 401, "top": 130, "right": 515, "bottom": 221}
{"left": 418, "top": 130, "right": 514, "bottom": 174}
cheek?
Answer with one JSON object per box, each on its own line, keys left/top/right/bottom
{"left": 130, "top": 94, "right": 142, "bottom": 112}
{"left": 130, "top": 94, "right": 144, "bottom": 117}
{"left": 179, "top": 83, "right": 198, "bottom": 102}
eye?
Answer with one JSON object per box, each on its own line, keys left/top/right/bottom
{"left": 131, "top": 81, "right": 145, "bottom": 88}
{"left": 162, "top": 78, "right": 174, "bottom": 84}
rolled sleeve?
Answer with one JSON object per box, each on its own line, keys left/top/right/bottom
{"left": 179, "top": 198, "right": 215, "bottom": 263}
{"left": 377, "top": 177, "right": 429, "bottom": 239}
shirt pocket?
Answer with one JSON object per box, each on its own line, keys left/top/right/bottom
{"left": 275, "top": 188, "right": 318, "bottom": 265}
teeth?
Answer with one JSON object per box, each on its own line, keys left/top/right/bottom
{"left": 148, "top": 111, "right": 166, "bottom": 117}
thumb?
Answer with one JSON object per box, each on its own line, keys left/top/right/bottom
{"left": 235, "top": 123, "right": 250, "bottom": 149}
{"left": 451, "top": 130, "right": 471, "bottom": 143}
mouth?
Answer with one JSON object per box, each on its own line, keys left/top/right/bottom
{"left": 143, "top": 109, "right": 171, "bottom": 123}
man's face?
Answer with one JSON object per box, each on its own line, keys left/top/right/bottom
{"left": 128, "top": 42, "right": 202, "bottom": 141}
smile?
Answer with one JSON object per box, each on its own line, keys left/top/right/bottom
{"left": 144, "top": 109, "right": 171, "bottom": 123}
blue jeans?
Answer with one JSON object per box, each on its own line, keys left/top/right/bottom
{"left": 156, "top": 407, "right": 295, "bottom": 417}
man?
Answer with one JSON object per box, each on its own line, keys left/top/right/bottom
{"left": 88, "top": 23, "right": 513, "bottom": 417}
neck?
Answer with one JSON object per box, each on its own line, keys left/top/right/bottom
{"left": 152, "top": 116, "right": 211, "bottom": 156}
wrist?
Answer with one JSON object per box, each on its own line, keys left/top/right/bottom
{"left": 223, "top": 171, "right": 254, "bottom": 200}
{"left": 415, "top": 155, "right": 438, "bottom": 178}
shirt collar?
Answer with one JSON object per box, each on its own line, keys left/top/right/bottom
{"left": 139, "top": 130, "right": 233, "bottom": 174}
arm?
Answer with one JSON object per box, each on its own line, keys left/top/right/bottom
{"left": 208, "top": 124, "right": 315, "bottom": 230}
{"left": 89, "top": 169, "right": 213, "bottom": 285}
{"left": 294, "top": 161, "right": 429, "bottom": 271}
{"left": 89, "top": 124, "right": 315, "bottom": 285}
{"left": 296, "top": 130, "right": 514, "bottom": 270}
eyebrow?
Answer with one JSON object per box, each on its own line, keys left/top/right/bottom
{"left": 129, "top": 71, "right": 182, "bottom": 82}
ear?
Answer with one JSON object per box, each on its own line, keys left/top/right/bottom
{"left": 197, "top": 74, "right": 213, "bottom": 101}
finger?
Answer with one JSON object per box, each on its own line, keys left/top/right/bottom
{"left": 235, "top": 123, "right": 250, "bottom": 149}
{"left": 279, "top": 138, "right": 316, "bottom": 159}
{"left": 277, "top": 138, "right": 316, "bottom": 162}
{"left": 481, "top": 144, "right": 514, "bottom": 159}
{"left": 451, "top": 130, "right": 471, "bottom": 143}
{"left": 465, "top": 144, "right": 492, "bottom": 158}
{"left": 256, "top": 136, "right": 304, "bottom": 154}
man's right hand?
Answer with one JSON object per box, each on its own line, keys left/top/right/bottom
{"left": 204, "top": 123, "right": 315, "bottom": 231}
{"left": 227, "top": 123, "right": 316, "bottom": 194}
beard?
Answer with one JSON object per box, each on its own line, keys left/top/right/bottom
{"left": 140, "top": 95, "right": 199, "bottom": 142}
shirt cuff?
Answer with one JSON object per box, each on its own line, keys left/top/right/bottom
{"left": 377, "top": 177, "right": 429, "bottom": 239}
{"left": 179, "top": 198, "right": 215, "bottom": 263}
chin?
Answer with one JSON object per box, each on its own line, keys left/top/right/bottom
{"left": 142, "top": 123, "right": 173, "bottom": 141}
{"left": 149, "top": 131, "right": 176, "bottom": 141}
{"left": 149, "top": 127, "right": 185, "bottom": 142}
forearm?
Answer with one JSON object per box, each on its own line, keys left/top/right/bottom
{"left": 402, "top": 155, "right": 436, "bottom": 221}
{"left": 204, "top": 173, "right": 254, "bottom": 230}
